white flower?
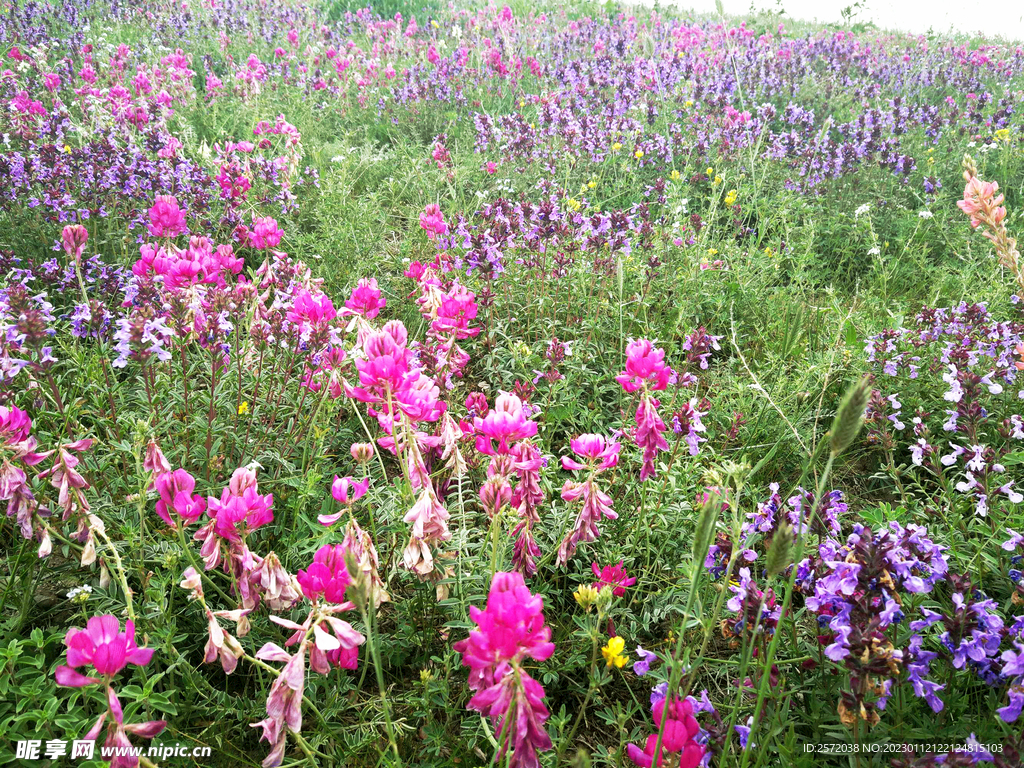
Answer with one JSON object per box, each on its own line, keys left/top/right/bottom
{"left": 868, "top": 246, "right": 881, "bottom": 256}
{"left": 918, "top": 210, "right": 934, "bottom": 219}
{"left": 855, "top": 203, "right": 871, "bottom": 218}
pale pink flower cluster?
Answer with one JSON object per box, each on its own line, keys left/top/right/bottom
{"left": 557, "top": 434, "right": 620, "bottom": 565}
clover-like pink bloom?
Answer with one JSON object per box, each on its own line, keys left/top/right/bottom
{"left": 154, "top": 468, "right": 207, "bottom": 527}
{"left": 344, "top": 277, "right": 387, "bottom": 318}
{"left": 61, "top": 224, "right": 89, "bottom": 262}
{"left": 592, "top": 560, "right": 636, "bottom": 597}
{"left": 475, "top": 392, "right": 538, "bottom": 455}
{"left": 561, "top": 433, "right": 620, "bottom": 471}
{"left": 55, "top": 615, "right": 154, "bottom": 686}
{"left": 627, "top": 697, "right": 704, "bottom": 768}
{"left": 0, "top": 405, "right": 48, "bottom": 469}
{"left": 616, "top": 339, "right": 670, "bottom": 392}
{"left": 249, "top": 215, "right": 283, "bottom": 249}
{"left": 419, "top": 203, "right": 447, "bottom": 240}
{"left": 636, "top": 398, "right": 669, "bottom": 480}
{"left": 147, "top": 194, "right": 187, "bottom": 239}
{"left": 296, "top": 544, "right": 352, "bottom": 604}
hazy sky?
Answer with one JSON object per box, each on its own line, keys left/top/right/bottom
{"left": 651, "top": 0, "right": 1024, "bottom": 41}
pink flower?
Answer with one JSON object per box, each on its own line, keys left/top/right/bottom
{"left": 350, "top": 442, "right": 375, "bottom": 464}
{"left": 55, "top": 615, "right": 154, "bottom": 686}
{"left": 475, "top": 392, "right": 538, "bottom": 455}
{"left": 419, "top": 203, "right": 447, "bottom": 240}
{"left": 616, "top": 339, "right": 670, "bottom": 392}
{"left": 147, "top": 195, "right": 187, "bottom": 239}
{"left": 319, "top": 476, "right": 370, "bottom": 525}
{"left": 344, "top": 277, "right": 387, "bottom": 318}
{"left": 154, "top": 469, "right": 207, "bottom": 527}
{"left": 249, "top": 216, "right": 283, "bottom": 249}
{"left": 485, "top": 161, "right": 498, "bottom": 174}
{"left": 626, "top": 697, "right": 705, "bottom": 768}
{"left": 958, "top": 176, "right": 1005, "bottom": 228}
{"left": 454, "top": 572, "right": 554, "bottom": 768}
{"left": 296, "top": 544, "right": 352, "bottom": 604}
{"left": 635, "top": 397, "right": 669, "bottom": 480}
{"left": 330, "top": 475, "right": 370, "bottom": 505}
{"left": 592, "top": 561, "right": 636, "bottom": 597}
{"left": 561, "top": 433, "right": 620, "bottom": 471}
{"left": 557, "top": 475, "right": 617, "bottom": 565}
{"left": 287, "top": 289, "right": 337, "bottom": 329}
{"left": 61, "top": 224, "right": 88, "bottom": 263}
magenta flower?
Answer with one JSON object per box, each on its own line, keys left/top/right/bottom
{"left": 626, "top": 697, "right": 705, "bottom": 768}
{"left": 154, "top": 469, "right": 206, "bottom": 528}
{"left": 474, "top": 392, "right": 538, "bottom": 455}
{"left": 592, "top": 560, "right": 636, "bottom": 597}
{"left": 61, "top": 224, "right": 89, "bottom": 263}
{"left": 55, "top": 615, "right": 154, "bottom": 686}
{"left": 330, "top": 475, "right": 370, "bottom": 505}
{"left": 147, "top": 194, "right": 187, "bottom": 239}
{"left": 249, "top": 215, "right": 283, "bottom": 249}
{"left": 454, "top": 573, "right": 554, "bottom": 768}
{"left": 635, "top": 397, "right": 670, "bottom": 480}
{"left": 344, "top": 277, "right": 387, "bottom": 318}
{"left": 419, "top": 203, "right": 447, "bottom": 240}
{"left": 296, "top": 544, "right": 352, "bottom": 604}
{"left": 287, "top": 289, "right": 337, "bottom": 329}
{"left": 319, "top": 476, "right": 370, "bottom": 525}
{"left": 561, "top": 433, "right": 620, "bottom": 471}
{"left": 55, "top": 615, "right": 165, "bottom": 767}
{"left": 616, "top": 339, "right": 670, "bottom": 393}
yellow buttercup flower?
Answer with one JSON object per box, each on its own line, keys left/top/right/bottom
{"left": 238, "top": 401, "right": 249, "bottom": 415}
{"left": 612, "top": 142, "right": 623, "bottom": 152}
{"left": 705, "top": 166, "right": 714, "bottom": 176}
{"left": 602, "top": 636, "right": 628, "bottom": 668}
{"left": 634, "top": 149, "right": 644, "bottom": 159}
{"left": 724, "top": 189, "right": 737, "bottom": 206}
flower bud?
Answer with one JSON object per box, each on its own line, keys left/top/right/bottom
{"left": 350, "top": 442, "right": 374, "bottom": 464}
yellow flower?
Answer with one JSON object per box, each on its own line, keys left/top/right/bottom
{"left": 612, "top": 142, "right": 623, "bottom": 152}
{"left": 995, "top": 128, "right": 1010, "bottom": 142}
{"left": 685, "top": 99, "right": 694, "bottom": 108}
{"left": 519, "top": 99, "right": 525, "bottom": 107}
{"left": 601, "top": 636, "right": 628, "bottom": 668}
{"left": 566, "top": 198, "right": 581, "bottom": 212}
{"left": 707, "top": 248, "right": 719, "bottom": 256}
{"left": 705, "top": 166, "right": 714, "bottom": 176}
{"left": 587, "top": 180, "right": 597, "bottom": 189}
{"left": 238, "top": 401, "right": 249, "bottom": 415}
{"left": 63, "top": 144, "right": 72, "bottom": 154}
{"left": 670, "top": 169, "right": 680, "bottom": 181}
{"left": 713, "top": 174, "right": 723, "bottom": 185}
{"left": 574, "top": 585, "right": 599, "bottom": 611}
{"left": 634, "top": 149, "right": 644, "bottom": 159}
{"left": 431, "top": 19, "right": 439, "bottom": 28}
{"left": 724, "top": 189, "right": 737, "bottom": 206}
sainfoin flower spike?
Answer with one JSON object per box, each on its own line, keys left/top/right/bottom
{"left": 453, "top": 572, "right": 555, "bottom": 768}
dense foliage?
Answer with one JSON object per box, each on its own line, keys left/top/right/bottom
{"left": 2, "top": 0, "right": 1024, "bottom": 766}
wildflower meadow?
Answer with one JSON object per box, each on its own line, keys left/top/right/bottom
{"left": 3, "top": 0, "right": 1024, "bottom": 766}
